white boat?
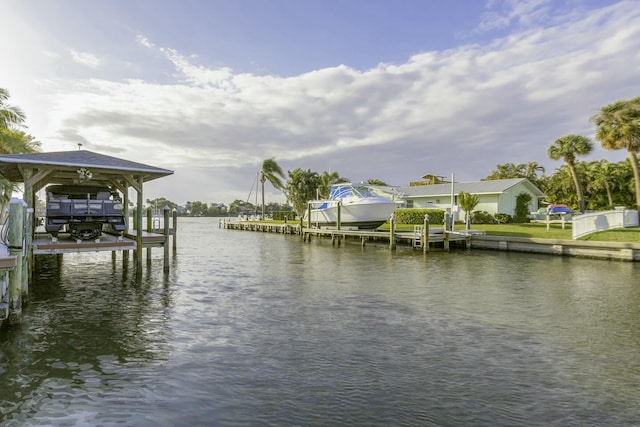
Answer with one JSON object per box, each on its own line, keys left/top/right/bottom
{"left": 304, "top": 183, "right": 404, "bottom": 229}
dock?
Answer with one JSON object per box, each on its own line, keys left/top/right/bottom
{"left": 221, "top": 219, "right": 483, "bottom": 251}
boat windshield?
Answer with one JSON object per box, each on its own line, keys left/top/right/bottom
{"left": 328, "top": 184, "right": 376, "bottom": 200}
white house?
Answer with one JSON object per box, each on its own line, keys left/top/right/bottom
{"left": 397, "top": 178, "right": 546, "bottom": 218}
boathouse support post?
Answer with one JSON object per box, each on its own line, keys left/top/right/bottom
{"left": 423, "top": 214, "right": 430, "bottom": 254}
{"left": 7, "top": 198, "right": 26, "bottom": 324}
{"left": 20, "top": 167, "right": 35, "bottom": 284}
{"left": 135, "top": 176, "right": 144, "bottom": 271}
{"left": 389, "top": 213, "right": 396, "bottom": 250}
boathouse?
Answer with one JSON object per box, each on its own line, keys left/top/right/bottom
{"left": 0, "top": 149, "right": 173, "bottom": 264}
{"left": 0, "top": 150, "right": 174, "bottom": 325}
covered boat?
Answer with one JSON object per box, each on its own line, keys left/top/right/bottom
{"left": 304, "top": 183, "right": 404, "bottom": 229}
{"left": 547, "top": 204, "right": 573, "bottom": 214}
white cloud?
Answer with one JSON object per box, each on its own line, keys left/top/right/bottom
{"left": 5, "top": 1, "right": 639, "bottom": 205}
{"left": 70, "top": 49, "right": 102, "bottom": 68}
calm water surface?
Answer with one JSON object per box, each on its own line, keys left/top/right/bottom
{"left": 1, "top": 218, "right": 639, "bottom": 426}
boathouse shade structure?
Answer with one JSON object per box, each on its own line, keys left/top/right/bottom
{"left": 0, "top": 150, "right": 173, "bottom": 192}
{"left": 0, "top": 150, "right": 174, "bottom": 269}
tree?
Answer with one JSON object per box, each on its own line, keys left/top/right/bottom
{"left": 591, "top": 96, "right": 640, "bottom": 215}
{"left": 284, "top": 168, "right": 321, "bottom": 216}
{"left": 0, "top": 88, "right": 26, "bottom": 129}
{"left": 228, "top": 199, "right": 256, "bottom": 216}
{"left": 0, "top": 88, "right": 41, "bottom": 214}
{"left": 318, "top": 171, "right": 348, "bottom": 199}
{"left": 586, "top": 160, "right": 619, "bottom": 209}
{"left": 458, "top": 191, "right": 479, "bottom": 230}
{"left": 367, "top": 178, "right": 388, "bottom": 186}
{"left": 484, "top": 163, "right": 526, "bottom": 180}
{"left": 547, "top": 134, "right": 593, "bottom": 212}
{"left": 260, "top": 158, "right": 285, "bottom": 219}
{"left": 524, "top": 162, "right": 545, "bottom": 184}
{"left": 146, "top": 197, "right": 177, "bottom": 211}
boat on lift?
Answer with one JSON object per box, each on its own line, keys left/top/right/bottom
{"left": 304, "top": 183, "right": 404, "bottom": 229}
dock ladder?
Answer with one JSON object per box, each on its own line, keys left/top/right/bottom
{"left": 413, "top": 225, "right": 424, "bottom": 249}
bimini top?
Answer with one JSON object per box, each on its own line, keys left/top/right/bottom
{"left": 0, "top": 150, "right": 173, "bottom": 188}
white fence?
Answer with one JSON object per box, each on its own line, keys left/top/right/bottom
{"left": 572, "top": 209, "right": 639, "bottom": 239}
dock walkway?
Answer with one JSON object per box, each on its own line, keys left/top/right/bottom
{"left": 221, "top": 220, "right": 483, "bottom": 250}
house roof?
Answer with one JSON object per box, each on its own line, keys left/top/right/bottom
{"left": 399, "top": 178, "right": 545, "bottom": 198}
{"left": 0, "top": 150, "right": 173, "bottom": 192}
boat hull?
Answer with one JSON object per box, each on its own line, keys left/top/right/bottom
{"left": 306, "top": 200, "right": 400, "bottom": 229}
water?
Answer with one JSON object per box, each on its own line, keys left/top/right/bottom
{"left": 1, "top": 218, "right": 639, "bottom": 426}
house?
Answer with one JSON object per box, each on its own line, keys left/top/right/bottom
{"left": 397, "top": 178, "right": 545, "bottom": 218}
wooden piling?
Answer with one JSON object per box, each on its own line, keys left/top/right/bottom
{"left": 389, "top": 214, "right": 396, "bottom": 250}
{"left": 163, "top": 206, "right": 170, "bottom": 271}
{"left": 146, "top": 207, "right": 152, "bottom": 262}
{"left": 7, "top": 198, "right": 26, "bottom": 324}
{"left": 172, "top": 210, "right": 177, "bottom": 254}
{"left": 423, "top": 214, "right": 430, "bottom": 254}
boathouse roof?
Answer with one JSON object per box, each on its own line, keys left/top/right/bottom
{"left": 399, "top": 178, "right": 545, "bottom": 198}
{"left": 0, "top": 150, "right": 173, "bottom": 189}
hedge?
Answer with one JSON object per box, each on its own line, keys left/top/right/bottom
{"left": 394, "top": 208, "right": 445, "bottom": 225}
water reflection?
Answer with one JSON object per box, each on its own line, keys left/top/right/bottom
{"left": 1, "top": 218, "right": 639, "bottom": 426}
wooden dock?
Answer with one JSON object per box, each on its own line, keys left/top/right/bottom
{"left": 33, "top": 232, "right": 136, "bottom": 255}
{"left": 31, "top": 228, "right": 172, "bottom": 255}
{"left": 221, "top": 219, "right": 484, "bottom": 251}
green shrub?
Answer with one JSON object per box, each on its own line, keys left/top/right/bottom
{"left": 394, "top": 208, "right": 445, "bottom": 225}
{"left": 494, "top": 213, "right": 513, "bottom": 224}
{"left": 471, "top": 211, "right": 496, "bottom": 224}
{"left": 514, "top": 192, "right": 532, "bottom": 223}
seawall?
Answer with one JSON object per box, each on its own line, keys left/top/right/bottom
{"left": 470, "top": 235, "right": 640, "bottom": 262}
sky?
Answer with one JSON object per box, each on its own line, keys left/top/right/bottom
{"left": 1, "top": 0, "right": 639, "bottom": 206}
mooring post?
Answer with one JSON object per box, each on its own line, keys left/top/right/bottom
{"left": 8, "top": 198, "right": 26, "bottom": 324}
{"left": 423, "top": 214, "right": 430, "bottom": 254}
{"left": 146, "top": 208, "right": 152, "bottom": 232}
{"left": 146, "top": 207, "right": 152, "bottom": 262}
{"left": 337, "top": 202, "right": 341, "bottom": 230}
{"left": 163, "top": 206, "right": 170, "bottom": 272}
{"left": 172, "top": 210, "right": 177, "bottom": 254}
{"left": 389, "top": 213, "right": 396, "bottom": 250}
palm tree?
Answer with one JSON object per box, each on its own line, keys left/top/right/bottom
{"left": 591, "top": 96, "right": 640, "bottom": 215}
{"left": 547, "top": 134, "right": 593, "bottom": 212}
{"left": 587, "top": 160, "right": 619, "bottom": 209}
{"left": 260, "top": 158, "right": 285, "bottom": 219}
{"left": 484, "top": 162, "right": 527, "bottom": 180}
{"left": 525, "top": 162, "right": 545, "bottom": 182}
{"left": 0, "top": 88, "right": 41, "bottom": 214}
{"left": 317, "top": 171, "right": 349, "bottom": 199}
{"left": 0, "top": 88, "right": 26, "bottom": 129}
{"left": 458, "top": 191, "right": 480, "bottom": 230}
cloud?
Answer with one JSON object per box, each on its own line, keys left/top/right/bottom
{"left": 478, "top": 0, "right": 553, "bottom": 32}
{"left": 69, "top": 49, "right": 101, "bottom": 68}
{"left": 30, "top": 1, "right": 640, "bottom": 204}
